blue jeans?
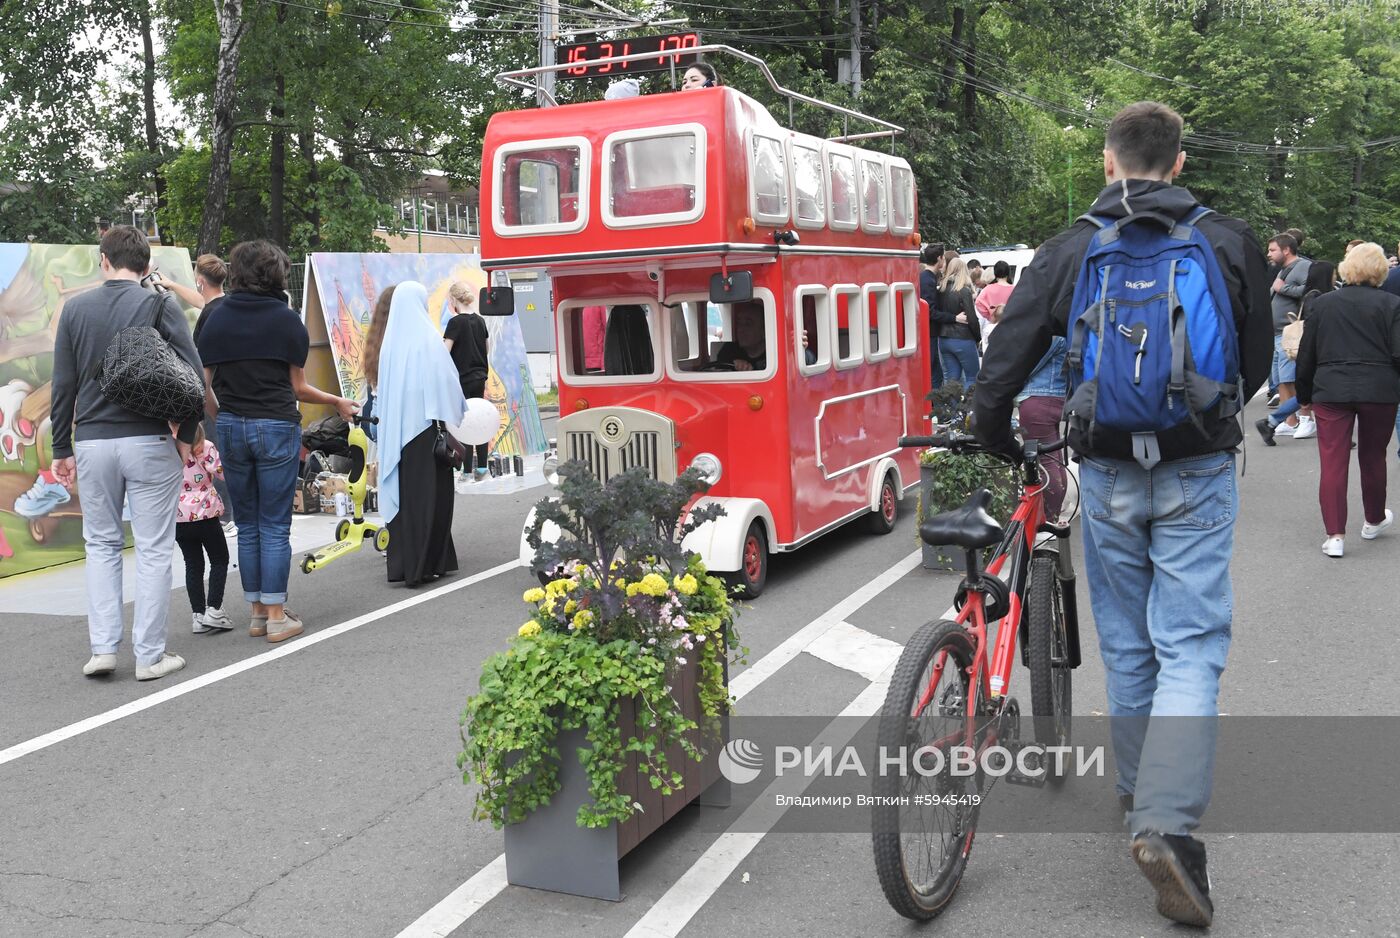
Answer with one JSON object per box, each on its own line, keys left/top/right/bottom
{"left": 217, "top": 414, "right": 301, "bottom": 605}
{"left": 1268, "top": 396, "right": 1301, "bottom": 427}
{"left": 1080, "top": 451, "right": 1235, "bottom": 835}
{"left": 940, "top": 337, "right": 980, "bottom": 389}
{"left": 1273, "top": 334, "right": 1297, "bottom": 384}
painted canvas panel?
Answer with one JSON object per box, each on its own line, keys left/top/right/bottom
{"left": 0, "top": 243, "right": 197, "bottom": 578}
{"left": 305, "top": 253, "right": 547, "bottom": 456}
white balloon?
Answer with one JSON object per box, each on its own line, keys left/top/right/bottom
{"left": 450, "top": 397, "right": 502, "bottom": 446}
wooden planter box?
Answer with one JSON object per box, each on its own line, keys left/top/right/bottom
{"left": 502, "top": 655, "right": 729, "bottom": 900}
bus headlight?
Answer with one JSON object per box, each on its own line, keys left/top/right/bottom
{"left": 543, "top": 452, "right": 560, "bottom": 486}
{"left": 689, "top": 453, "right": 722, "bottom": 485}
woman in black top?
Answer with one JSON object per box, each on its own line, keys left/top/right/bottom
{"left": 443, "top": 281, "right": 492, "bottom": 478}
{"left": 197, "top": 241, "right": 356, "bottom": 641}
{"left": 919, "top": 244, "right": 945, "bottom": 388}
{"left": 932, "top": 257, "right": 982, "bottom": 389}
{"left": 1296, "top": 243, "right": 1400, "bottom": 557}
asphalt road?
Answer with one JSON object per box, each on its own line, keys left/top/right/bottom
{"left": 2, "top": 400, "right": 1398, "bottom": 938}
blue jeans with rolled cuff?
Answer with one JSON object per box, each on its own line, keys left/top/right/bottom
{"left": 217, "top": 414, "right": 301, "bottom": 605}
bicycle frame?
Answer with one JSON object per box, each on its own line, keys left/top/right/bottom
{"left": 912, "top": 457, "right": 1081, "bottom": 746}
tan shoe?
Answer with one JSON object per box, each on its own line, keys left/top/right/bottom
{"left": 249, "top": 614, "right": 268, "bottom": 638}
{"left": 266, "top": 611, "right": 304, "bottom": 643}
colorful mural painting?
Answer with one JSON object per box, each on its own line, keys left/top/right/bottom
{"left": 0, "top": 243, "right": 197, "bottom": 578}
{"left": 304, "top": 253, "right": 548, "bottom": 457}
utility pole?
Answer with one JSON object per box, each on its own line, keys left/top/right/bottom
{"left": 849, "top": 0, "right": 861, "bottom": 98}
{"left": 539, "top": 0, "right": 558, "bottom": 107}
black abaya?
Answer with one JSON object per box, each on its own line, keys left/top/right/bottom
{"left": 386, "top": 426, "right": 458, "bottom": 586}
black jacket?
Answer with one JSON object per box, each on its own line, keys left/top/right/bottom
{"left": 973, "top": 179, "right": 1274, "bottom": 462}
{"left": 1295, "top": 286, "right": 1400, "bottom": 405}
{"left": 932, "top": 285, "right": 981, "bottom": 343}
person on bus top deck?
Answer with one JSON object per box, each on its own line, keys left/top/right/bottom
{"left": 972, "top": 101, "right": 1273, "bottom": 930}
{"left": 681, "top": 63, "right": 720, "bottom": 91}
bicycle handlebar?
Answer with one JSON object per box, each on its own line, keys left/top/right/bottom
{"left": 897, "top": 431, "right": 1068, "bottom": 460}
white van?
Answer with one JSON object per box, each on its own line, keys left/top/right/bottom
{"left": 960, "top": 244, "right": 1036, "bottom": 284}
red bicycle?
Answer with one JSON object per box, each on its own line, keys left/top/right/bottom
{"left": 872, "top": 429, "right": 1082, "bottom": 920}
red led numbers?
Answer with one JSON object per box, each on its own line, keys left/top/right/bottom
{"left": 556, "top": 33, "right": 703, "bottom": 79}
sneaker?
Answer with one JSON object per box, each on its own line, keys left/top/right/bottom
{"left": 192, "top": 612, "right": 214, "bottom": 634}
{"left": 249, "top": 612, "right": 268, "bottom": 637}
{"left": 201, "top": 607, "right": 234, "bottom": 631}
{"left": 1362, "top": 509, "right": 1394, "bottom": 540}
{"left": 1267, "top": 393, "right": 1280, "bottom": 407}
{"left": 1273, "top": 421, "right": 1297, "bottom": 437}
{"left": 222, "top": 521, "right": 238, "bottom": 538}
{"left": 83, "top": 653, "right": 117, "bottom": 676}
{"left": 14, "top": 477, "right": 71, "bottom": 518}
{"left": 1254, "top": 417, "right": 1276, "bottom": 446}
{"left": 136, "top": 652, "right": 187, "bottom": 682}
{"left": 474, "top": 467, "right": 490, "bottom": 479}
{"left": 266, "top": 611, "right": 304, "bottom": 643}
{"left": 1131, "top": 831, "right": 1213, "bottom": 927}
{"left": 1293, "top": 415, "right": 1317, "bottom": 440}
{"left": 1322, "top": 536, "right": 1344, "bottom": 558}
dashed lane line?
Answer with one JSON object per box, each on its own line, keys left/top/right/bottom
{"left": 0, "top": 559, "right": 522, "bottom": 769}
{"left": 391, "top": 549, "right": 923, "bottom": 938}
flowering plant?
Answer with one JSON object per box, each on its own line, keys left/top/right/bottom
{"left": 459, "top": 464, "right": 742, "bottom": 829}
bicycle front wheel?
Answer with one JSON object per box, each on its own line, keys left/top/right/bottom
{"left": 872, "top": 618, "right": 984, "bottom": 920}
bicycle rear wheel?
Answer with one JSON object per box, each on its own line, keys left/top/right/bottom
{"left": 1027, "top": 554, "right": 1073, "bottom": 782}
{"left": 872, "top": 618, "right": 985, "bottom": 920}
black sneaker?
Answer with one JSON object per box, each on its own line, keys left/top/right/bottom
{"left": 1268, "top": 393, "right": 1280, "bottom": 407}
{"left": 1131, "top": 831, "right": 1213, "bottom": 927}
{"left": 1254, "top": 417, "right": 1276, "bottom": 446}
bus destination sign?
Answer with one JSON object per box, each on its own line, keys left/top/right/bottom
{"left": 557, "top": 33, "right": 703, "bottom": 79}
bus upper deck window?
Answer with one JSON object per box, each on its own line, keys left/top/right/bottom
{"left": 827, "top": 151, "right": 857, "bottom": 230}
{"left": 791, "top": 145, "right": 825, "bottom": 228}
{"left": 751, "top": 135, "right": 789, "bottom": 223}
{"left": 860, "top": 158, "right": 887, "bottom": 232}
{"left": 496, "top": 141, "right": 586, "bottom": 234}
{"left": 604, "top": 126, "right": 706, "bottom": 226}
{"left": 890, "top": 165, "right": 915, "bottom": 233}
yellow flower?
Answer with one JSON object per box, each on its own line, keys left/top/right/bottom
{"left": 517, "top": 621, "right": 542, "bottom": 637}
{"left": 638, "top": 573, "right": 669, "bottom": 597}
{"left": 673, "top": 574, "right": 699, "bottom": 596}
{"left": 614, "top": 577, "right": 628, "bottom": 589}
{"left": 523, "top": 587, "right": 546, "bottom": 604}
{"left": 564, "top": 599, "right": 577, "bottom": 615}
{"left": 572, "top": 610, "right": 593, "bottom": 630}
{"left": 626, "top": 582, "right": 642, "bottom": 598}
{"left": 546, "top": 578, "right": 574, "bottom": 597}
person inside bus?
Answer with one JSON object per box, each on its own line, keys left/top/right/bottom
{"left": 681, "top": 63, "right": 720, "bottom": 91}
{"left": 602, "top": 304, "right": 655, "bottom": 375}
{"left": 713, "top": 301, "right": 768, "bottom": 371}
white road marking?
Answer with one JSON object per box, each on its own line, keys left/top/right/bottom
{"left": 803, "top": 620, "right": 904, "bottom": 682}
{"left": 392, "top": 549, "right": 923, "bottom": 938}
{"left": 623, "top": 672, "right": 894, "bottom": 938}
{"left": 728, "top": 550, "right": 920, "bottom": 699}
{"left": 0, "top": 560, "right": 521, "bottom": 769}
{"left": 391, "top": 855, "right": 509, "bottom": 938}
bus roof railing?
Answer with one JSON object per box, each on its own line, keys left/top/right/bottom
{"left": 496, "top": 44, "right": 903, "bottom": 144}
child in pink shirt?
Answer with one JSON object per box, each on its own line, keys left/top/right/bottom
{"left": 176, "top": 426, "right": 233, "bottom": 634}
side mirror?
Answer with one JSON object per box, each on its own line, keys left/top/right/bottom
{"left": 709, "top": 270, "right": 753, "bottom": 305}
{"left": 479, "top": 286, "right": 515, "bottom": 317}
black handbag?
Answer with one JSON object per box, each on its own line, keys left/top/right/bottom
{"left": 433, "top": 421, "right": 467, "bottom": 470}
{"left": 96, "top": 291, "right": 204, "bottom": 423}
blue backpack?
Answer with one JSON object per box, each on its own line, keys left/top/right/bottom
{"left": 1064, "top": 208, "right": 1241, "bottom": 468}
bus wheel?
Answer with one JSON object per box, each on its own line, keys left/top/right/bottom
{"left": 864, "top": 471, "right": 899, "bottom": 535}
{"left": 727, "top": 521, "right": 768, "bottom": 598}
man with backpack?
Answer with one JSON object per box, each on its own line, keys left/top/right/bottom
{"left": 50, "top": 225, "right": 204, "bottom": 682}
{"left": 974, "top": 102, "right": 1272, "bottom": 928}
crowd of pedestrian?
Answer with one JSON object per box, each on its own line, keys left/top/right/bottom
{"left": 49, "top": 227, "right": 471, "bottom": 683}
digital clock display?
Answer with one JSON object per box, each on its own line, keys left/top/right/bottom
{"left": 557, "top": 33, "right": 703, "bottom": 79}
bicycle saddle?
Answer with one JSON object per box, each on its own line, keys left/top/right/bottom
{"left": 919, "top": 487, "right": 1005, "bottom": 550}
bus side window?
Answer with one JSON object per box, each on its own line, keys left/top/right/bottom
{"left": 865, "top": 284, "right": 892, "bottom": 362}
{"left": 796, "top": 286, "right": 829, "bottom": 375}
{"left": 832, "top": 284, "right": 863, "bottom": 369}
{"left": 892, "top": 282, "right": 918, "bottom": 356}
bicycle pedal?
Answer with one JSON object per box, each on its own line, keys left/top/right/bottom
{"left": 1002, "top": 744, "right": 1049, "bottom": 789}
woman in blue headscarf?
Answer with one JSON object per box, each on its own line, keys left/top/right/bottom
{"left": 362, "top": 282, "right": 467, "bottom": 586}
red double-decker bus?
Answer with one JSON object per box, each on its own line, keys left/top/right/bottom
{"left": 481, "top": 47, "right": 931, "bottom": 595}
